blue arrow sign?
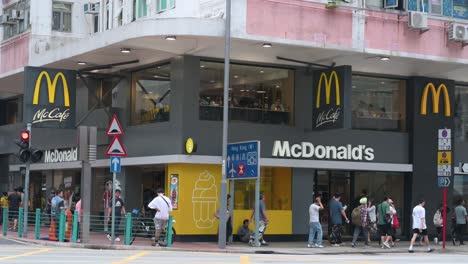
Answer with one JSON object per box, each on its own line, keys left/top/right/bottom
{"left": 227, "top": 141, "right": 260, "bottom": 180}
{"left": 438, "top": 177, "right": 451, "bottom": 187}
{"left": 110, "top": 156, "right": 121, "bottom": 173}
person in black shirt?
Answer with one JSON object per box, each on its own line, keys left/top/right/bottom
{"left": 106, "top": 189, "right": 126, "bottom": 242}
{"left": 8, "top": 188, "right": 22, "bottom": 231}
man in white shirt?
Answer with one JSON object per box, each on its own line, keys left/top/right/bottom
{"left": 307, "top": 194, "right": 324, "bottom": 248}
{"left": 148, "top": 188, "right": 173, "bottom": 246}
{"left": 408, "top": 199, "right": 433, "bottom": 253}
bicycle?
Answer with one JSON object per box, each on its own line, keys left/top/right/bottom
{"left": 129, "top": 209, "right": 176, "bottom": 246}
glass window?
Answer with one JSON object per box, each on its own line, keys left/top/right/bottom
{"left": 233, "top": 167, "right": 291, "bottom": 210}
{"left": 138, "top": 0, "right": 147, "bottom": 17}
{"left": 199, "top": 62, "right": 295, "bottom": 125}
{"left": 352, "top": 76, "right": 406, "bottom": 132}
{"left": 453, "top": 0, "right": 468, "bottom": 19}
{"left": 52, "top": 2, "right": 72, "bottom": 32}
{"left": 157, "top": 0, "right": 176, "bottom": 12}
{"left": 0, "top": 97, "right": 21, "bottom": 125}
{"left": 131, "top": 64, "right": 171, "bottom": 125}
{"left": 2, "top": 4, "right": 30, "bottom": 40}
{"left": 455, "top": 86, "right": 468, "bottom": 141}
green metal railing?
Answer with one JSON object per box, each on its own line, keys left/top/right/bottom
{"left": 18, "top": 208, "right": 23, "bottom": 238}
{"left": 35, "top": 209, "right": 41, "bottom": 240}
{"left": 2, "top": 208, "right": 7, "bottom": 236}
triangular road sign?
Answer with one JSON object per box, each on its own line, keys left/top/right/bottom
{"left": 105, "top": 137, "right": 127, "bottom": 157}
{"left": 106, "top": 115, "right": 124, "bottom": 136}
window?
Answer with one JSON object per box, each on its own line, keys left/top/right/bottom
{"left": 453, "top": 0, "right": 468, "bottom": 19}
{"left": 2, "top": 3, "right": 30, "bottom": 40}
{"left": 455, "top": 86, "right": 468, "bottom": 141}
{"left": 131, "top": 64, "right": 171, "bottom": 125}
{"left": 234, "top": 167, "right": 291, "bottom": 210}
{"left": 87, "top": 77, "right": 122, "bottom": 110}
{"left": 351, "top": 76, "right": 406, "bottom": 132}
{"left": 52, "top": 2, "right": 72, "bottom": 32}
{"left": 430, "top": 0, "right": 443, "bottom": 14}
{"left": 157, "top": 0, "right": 175, "bottom": 13}
{"left": 0, "top": 97, "right": 21, "bottom": 125}
{"left": 199, "top": 62, "right": 295, "bottom": 125}
{"left": 137, "top": 0, "right": 147, "bottom": 17}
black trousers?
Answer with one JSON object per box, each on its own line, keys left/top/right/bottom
{"left": 456, "top": 224, "right": 466, "bottom": 244}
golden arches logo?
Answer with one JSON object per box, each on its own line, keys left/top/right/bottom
{"left": 32, "top": 71, "right": 70, "bottom": 107}
{"left": 420, "top": 83, "right": 450, "bottom": 117}
{"left": 316, "top": 71, "right": 340, "bottom": 108}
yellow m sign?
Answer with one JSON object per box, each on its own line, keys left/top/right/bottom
{"left": 316, "top": 70, "right": 340, "bottom": 108}
{"left": 32, "top": 71, "right": 70, "bottom": 107}
{"left": 420, "top": 83, "right": 451, "bottom": 117}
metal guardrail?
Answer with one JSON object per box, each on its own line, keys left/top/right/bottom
{"left": 0, "top": 208, "right": 173, "bottom": 247}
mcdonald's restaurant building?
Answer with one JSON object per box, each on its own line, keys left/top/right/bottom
{"left": 1, "top": 56, "right": 468, "bottom": 241}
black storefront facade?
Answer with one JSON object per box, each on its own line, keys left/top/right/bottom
{"left": 1, "top": 55, "right": 468, "bottom": 240}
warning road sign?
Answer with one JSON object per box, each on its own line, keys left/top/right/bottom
{"left": 105, "top": 137, "right": 127, "bottom": 157}
{"left": 106, "top": 115, "right": 124, "bottom": 136}
{"left": 437, "top": 151, "right": 452, "bottom": 165}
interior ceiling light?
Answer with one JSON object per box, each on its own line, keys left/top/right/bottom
{"left": 201, "top": 65, "right": 205, "bottom": 68}
{"left": 262, "top": 43, "right": 272, "bottom": 48}
{"left": 380, "top": 56, "right": 390, "bottom": 61}
{"left": 121, "top": 48, "right": 131, "bottom": 53}
{"left": 234, "top": 75, "right": 238, "bottom": 78}
{"left": 165, "top": 36, "right": 177, "bottom": 41}
{"left": 77, "top": 62, "right": 87, "bottom": 65}
{"left": 260, "top": 70, "right": 264, "bottom": 74}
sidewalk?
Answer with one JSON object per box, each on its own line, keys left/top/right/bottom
{"left": 4, "top": 228, "right": 468, "bottom": 255}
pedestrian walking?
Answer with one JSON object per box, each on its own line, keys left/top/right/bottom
{"left": 214, "top": 194, "right": 232, "bottom": 243}
{"left": 8, "top": 188, "right": 21, "bottom": 231}
{"left": 329, "top": 193, "right": 350, "bottom": 246}
{"left": 148, "top": 188, "right": 172, "bottom": 246}
{"left": 389, "top": 199, "right": 399, "bottom": 246}
{"left": 351, "top": 197, "right": 369, "bottom": 247}
{"left": 249, "top": 193, "right": 269, "bottom": 246}
{"left": 408, "top": 198, "right": 433, "bottom": 253}
{"left": 307, "top": 193, "right": 324, "bottom": 248}
{"left": 106, "top": 189, "right": 126, "bottom": 242}
{"left": 377, "top": 197, "right": 392, "bottom": 249}
{"left": 0, "top": 192, "right": 8, "bottom": 224}
{"left": 454, "top": 198, "right": 468, "bottom": 246}
{"left": 75, "top": 194, "right": 82, "bottom": 243}
{"left": 367, "top": 198, "right": 377, "bottom": 243}
{"left": 432, "top": 204, "right": 443, "bottom": 245}
{"left": 51, "top": 190, "right": 66, "bottom": 240}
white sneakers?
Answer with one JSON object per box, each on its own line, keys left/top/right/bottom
{"left": 106, "top": 234, "right": 120, "bottom": 242}
{"left": 307, "top": 244, "right": 324, "bottom": 248}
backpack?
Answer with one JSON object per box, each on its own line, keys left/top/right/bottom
{"left": 351, "top": 206, "right": 362, "bottom": 226}
{"left": 433, "top": 209, "right": 442, "bottom": 227}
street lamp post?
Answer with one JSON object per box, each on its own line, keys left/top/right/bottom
{"left": 218, "top": 0, "right": 232, "bottom": 249}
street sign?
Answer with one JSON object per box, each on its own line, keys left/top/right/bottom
{"left": 105, "top": 137, "right": 127, "bottom": 156}
{"left": 438, "top": 177, "right": 451, "bottom": 187}
{"left": 461, "top": 163, "right": 468, "bottom": 173}
{"left": 227, "top": 141, "right": 260, "bottom": 180}
{"left": 110, "top": 156, "right": 121, "bottom": 173}
{"left": 106, "top": 115, "right": 124, "bottom": 136}
{"left": 437, "top": 151, "right": 452, "bottom": 165}
{"left": 438, "top": 129, "right": 451, "bottom": 150}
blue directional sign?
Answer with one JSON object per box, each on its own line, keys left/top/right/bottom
{"left": 110, "top": 156, "right": 121, "bottom": 173}
{"left": 438, "top": 177, "right": 451, "bottom": 188}
{"left": 227, "top": 141, "right": 260, "bottom": 180}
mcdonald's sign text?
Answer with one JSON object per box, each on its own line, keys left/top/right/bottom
{"left": 24, "top": 67, "right": 76, "bottom": 128}
{"left": 420, "top": 83, "right": 451, "bottom": 117}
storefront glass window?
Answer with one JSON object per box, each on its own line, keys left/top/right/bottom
{"left": 352, "top": 76, "right": 406, "bottom": 132}
{"left": 199, "top": 62, "right": 294, "bottom": 126}
{"left": 354, "top": 171, "right": 405, "bottom": 230}
{"left": 0, "top": 97, "right": 21, "bottom": 125}
{"left": 233, "top": 167, "right": 291, "bottom": 210}
{"left": 455, "top": 86, "right": 468, "bottom": 141}
{"left": 131, "top": 64, "right": 171, "bottom": 125}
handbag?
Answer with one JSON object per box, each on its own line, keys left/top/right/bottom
{"left": 384, "top": 214, "right": 392, "bottom": 224}
{"left": 392, "top": 214, "right": 400, "bottom": 229}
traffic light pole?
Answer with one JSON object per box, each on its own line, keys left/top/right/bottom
{"left": 23, "top": 123, "right": 32, "bottom": 238}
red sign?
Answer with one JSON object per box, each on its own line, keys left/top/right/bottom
{"left": 106, "top": 115, "right": 124, "bottom": 136}
{"left": 105, "top": 137, "right": 127, "bottom": 157}
{"left": 237, "top": 163, "right": 245, "bottom": 176}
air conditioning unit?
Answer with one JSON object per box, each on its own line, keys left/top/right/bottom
{"left": 448, "top": 23, "right": 468, "bottom": 42}
{"left": 0, "top": 14, "right": 15, "bottom": 25}
{"left": 408, "top": 11, "right": 428, "bottom": 29}
{"left": 84, "top": 3, "right": 99, "bottom": 14}
{"left": 10, "top": 9, "right": 24, "bottom": 21}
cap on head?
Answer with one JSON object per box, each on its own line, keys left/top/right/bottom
{"left": 359, "top": 197, "right": 367, "bottom": 205}
{"left": 156, "top": 188, "right": 164, "bottom": 194}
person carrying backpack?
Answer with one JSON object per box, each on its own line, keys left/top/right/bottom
{"left": 351, "top": 197, "right": 369, "bottom": 247}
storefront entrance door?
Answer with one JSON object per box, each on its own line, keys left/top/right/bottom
{"left": 314, "top": 170, "right": 352, "bottom": 236}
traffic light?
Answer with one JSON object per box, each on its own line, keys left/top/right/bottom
{"left": 15, "top": 131, "right": 30, "bottom": 163}
{"left": 14, "top": 130, "right": 43, "bottom": 163}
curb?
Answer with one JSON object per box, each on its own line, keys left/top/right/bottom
{"left": 3, "top": 237, "right": 459, "bottom": 255}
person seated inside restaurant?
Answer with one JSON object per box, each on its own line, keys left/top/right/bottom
{"left": 270, "top": 99, "right": 285, "bottom": 111}
{"left": 237, "top": 219, "right": 253, "bottom": 243}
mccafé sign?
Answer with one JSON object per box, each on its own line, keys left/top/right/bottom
{"left": 272, "top": 140, "right": 375, "bottom": 161}
{"left": 313, "top": 66, "right": 351, "bottom": 130}
{"left": 24, "top": 67, "right": 76, "bottom": 128}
